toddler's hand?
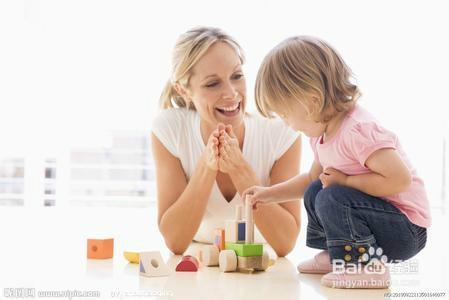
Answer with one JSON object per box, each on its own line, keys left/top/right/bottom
{"left": 319, "top": 168, "right": 348, "bottom": 188}
{"left": 241, "top": 186, "right": 277, "bottom": 210}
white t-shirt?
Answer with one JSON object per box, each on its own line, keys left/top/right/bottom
{"left": 152, "top": 108, "right": 299, "bottom": 243}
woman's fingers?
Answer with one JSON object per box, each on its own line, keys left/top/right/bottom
{"left": 207, "top": 134, "right": 220, "bottom": 159}
{"left": 219, "top": 130, "right": 239, "bottom": 149}
{"left": 225, "top": 124, "right": 237, "bottom": 138}
{"left": 214, "top": 145, "right": 219, "bottom": 156}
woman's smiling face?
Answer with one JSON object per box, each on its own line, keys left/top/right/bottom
{"left": 184, "top": 42, "right": 246, "bottom": 130}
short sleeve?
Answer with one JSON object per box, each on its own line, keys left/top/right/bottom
{"left": 344, "top": 122, "right": 397, "bottom": 166}
{"left": 269, "top": 119, "right": 300, "bottom": 160}
{"left": 151, "top": 109, "right": 182, "bottom": 158}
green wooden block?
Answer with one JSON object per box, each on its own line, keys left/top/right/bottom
{"left": 225, "top": 242, "right": 263, "bottom": 257}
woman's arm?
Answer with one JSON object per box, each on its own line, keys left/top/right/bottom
{"left": 151, "top": 132, "right": 218, "bottom": 254}
{"left": 320, "top": 148, "right": 412, "bottom": 197}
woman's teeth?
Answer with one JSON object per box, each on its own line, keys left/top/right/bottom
{"left": 217, "top": 103, "right": 239, "bottom": 111}
{"left": 216, "top": 103, "right": 241, "bottom": 116}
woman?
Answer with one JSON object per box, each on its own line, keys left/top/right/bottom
{"left": 151, "top": 27, "right": 301, "bottom": 256}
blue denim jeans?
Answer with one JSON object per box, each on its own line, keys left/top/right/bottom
{"left": 304, "top": 180, "right": 427, "bottom": 264}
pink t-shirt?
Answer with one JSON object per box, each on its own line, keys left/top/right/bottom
{"left": 310, "top": 104, "right": 431, "bottom": 228}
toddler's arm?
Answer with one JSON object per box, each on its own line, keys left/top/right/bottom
{"left": 323, "top": 148, "right": 412, "bottom": 197}
{"left": 243, "top": 160, "right": 323, "bottom": 207}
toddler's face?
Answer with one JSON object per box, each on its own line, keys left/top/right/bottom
{"left": 280, "top": 98, "right": 326, "bottom": 137}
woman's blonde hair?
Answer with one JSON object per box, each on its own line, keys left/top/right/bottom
{"left": 255, "top": 36, "right": 360, "bottom": 123}
{"left": 160, "top": 27, "right": 245, "bottom": 110}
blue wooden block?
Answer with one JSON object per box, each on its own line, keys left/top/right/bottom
{"left": 237, "top": 222, "right": 246, "bottom": 241}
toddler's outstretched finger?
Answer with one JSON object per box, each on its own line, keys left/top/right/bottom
{"left": 242, "top": 186, "right": 255, "bottom": 200}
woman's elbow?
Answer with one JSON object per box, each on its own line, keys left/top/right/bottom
{"left": 161, "top": 228, "right": 188, "bottom": 254}
{"left": 274, "top": 230, "right": 300, "bottom": 257}
{"left": 164, "top": 239, "right": 188, "bottom": 255}
{"left": 158, "top": 221, "right": 188, "bottom": 255}
{"left": 274, "top": 242, "right": 296, "bottom": 257}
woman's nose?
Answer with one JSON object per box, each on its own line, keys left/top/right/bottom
{"left": 221, "top": 81, "right": 238, "bottom": 99}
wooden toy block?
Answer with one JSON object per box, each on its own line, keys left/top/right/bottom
{"left": 262, "top": 251, "right": 269, "bottom": 270}
{"left": 225, "top": 220, "right": 237, "bottom": 243}
{"left": 214, "top": 228, "right": 225, "bottom": 251}
{"left": 237, "top": 256, "right": 263, "bottom": 270}
{"left": 176, "top": 255, "right": 199, "bottom": 272}
{"left": 237, "top": 222, "right": 246, "bottom": 242}
{"left": 197, "top": 245, "right": 219, "bottom": 267}
{"left": 235, "top": 204, "right": 243, "bottom": 220}
{"left": 219, "top": 250, "right": 237, "bottom": 272}
{"left": 225, "top": 205, "right": 246, "bottom": 243}
{"left": 225, "top": 220, "right": 246, "bottom": 243}
{"left": 245, "top": 196, "right": 254, "bottom": 244}
{"left": 123, "top": 251, "right": 139, "bottom": 264}
{"left": 87, "top": 238, "right": 114, "bottom": 259}
{"left": 237, "top": 255, "right": 262, "bottom": 270}
{"left": 225, "top": 242, "right": 263, "bottom": 257}
{"left": 139, "top": 251, "right": 170, "bottom": 277}
{"left": 237, "top": 251, "right": 270, "bottom": 271}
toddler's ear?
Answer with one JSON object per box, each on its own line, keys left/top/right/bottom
{"left": 310, "top": 95, "right": 322, "bottom": 110}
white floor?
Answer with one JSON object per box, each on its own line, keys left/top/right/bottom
{"left": 0, "top": 204, "right": 447, "bottom": 300}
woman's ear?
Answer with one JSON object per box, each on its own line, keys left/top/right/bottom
{"left": 174, "top": 82, "right": 190, "bottom": 102}
{"left": 174, "top": 82, "right": 185, "bottom": 97}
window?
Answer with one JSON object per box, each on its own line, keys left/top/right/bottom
{"left": 0, "top": 158, "right": 25, "bottom": 206}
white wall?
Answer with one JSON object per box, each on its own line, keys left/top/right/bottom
{"left": 1, "top": 0, "right": 447, "bottom": 205}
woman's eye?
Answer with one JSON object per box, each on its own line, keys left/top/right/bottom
{"left": 232, "top": 73, "right": 243, "bottom": 80}
{"left": 205, "top": 82, "right": 219, "bottom": 88}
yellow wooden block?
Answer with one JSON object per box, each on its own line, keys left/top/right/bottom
{"left": 124, "top": 251, "right": 140, "bottom": 264}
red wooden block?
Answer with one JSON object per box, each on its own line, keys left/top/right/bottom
{"left": 175, "top": 255, "right": 199, "bottom": 272}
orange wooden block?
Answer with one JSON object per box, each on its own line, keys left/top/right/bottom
{"left": 214, "top": 228, "right": 225, "bottom": 251}
{"left": 87, "top": 238, "right": 114, "bottom": 259}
